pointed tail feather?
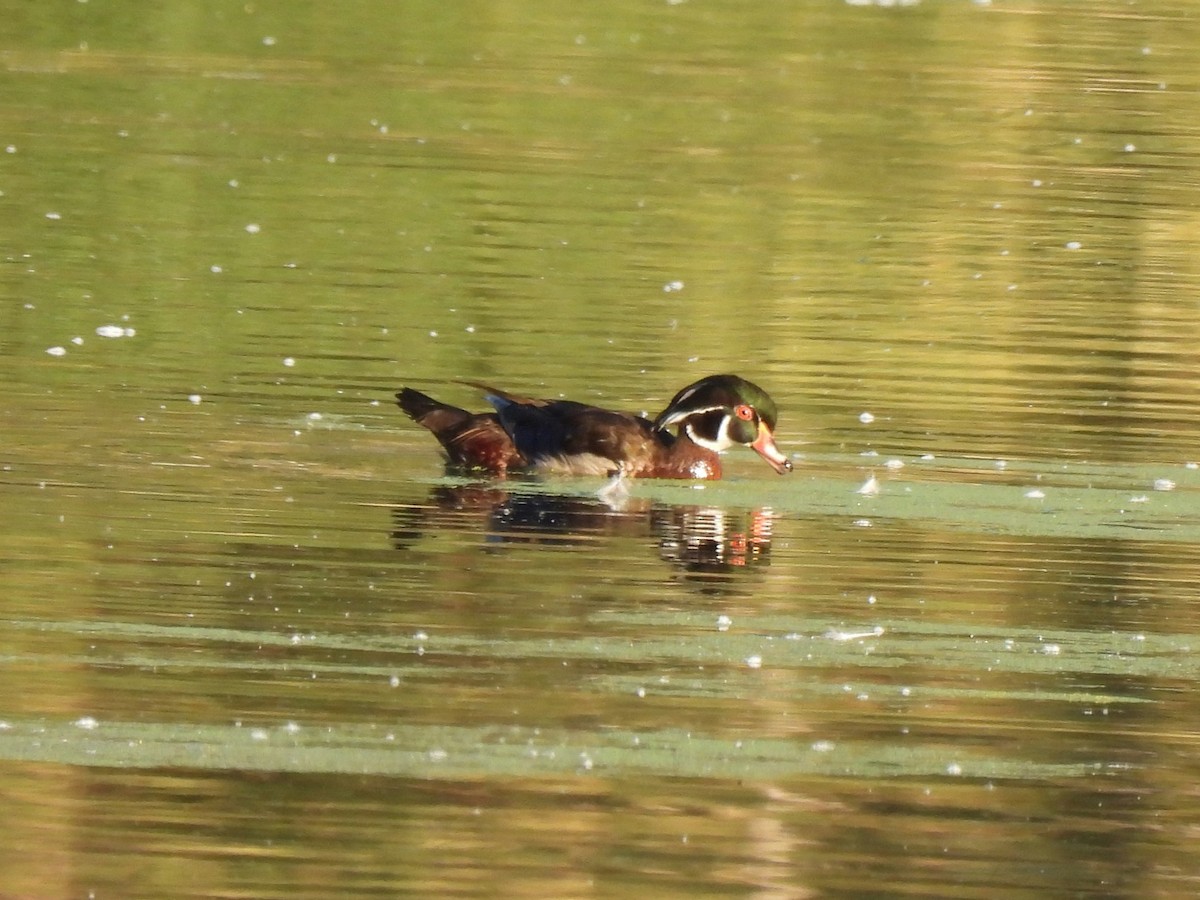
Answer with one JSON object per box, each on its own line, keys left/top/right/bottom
{"left": 396, "top": 387, "right": 473, "bottom": 431}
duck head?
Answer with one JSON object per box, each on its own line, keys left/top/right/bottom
{"left": 653, "top": 374, "right": 792, "bottom": 474}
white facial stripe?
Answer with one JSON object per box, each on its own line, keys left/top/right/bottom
{"left": 659, "top": 404, "right": 726, "bottom": 429}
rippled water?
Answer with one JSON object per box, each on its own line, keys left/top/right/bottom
{"left": 4, "top": 1, "right": 1200, "bottom": 897}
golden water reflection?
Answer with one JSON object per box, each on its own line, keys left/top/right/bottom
{"left": 4, "top": 0, "right": 1200, "bottom": 896}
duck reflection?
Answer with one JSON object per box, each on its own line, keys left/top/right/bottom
{"left": 652, "top": 504, "right": 773, "bottom": 573}
{"left": 391, "top": 485, "right": 773, "bottom": 582}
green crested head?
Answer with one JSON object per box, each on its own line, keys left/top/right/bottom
{"left": 653, "top": 374, "right": 791, "bottom": 474}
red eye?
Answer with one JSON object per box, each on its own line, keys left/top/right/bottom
{"left": 735, "top": 404, "right": 754, "bottom": 421}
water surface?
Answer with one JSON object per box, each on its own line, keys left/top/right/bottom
{"left": 3, "top": 1, "right": 1200, "bottom": 897}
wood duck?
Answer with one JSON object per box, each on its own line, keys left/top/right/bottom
{"left": 396, "top": 374, "right": 792, "bottom": 480}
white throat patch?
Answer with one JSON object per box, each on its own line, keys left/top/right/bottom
{"left": 685, "top": 415, "right": 734, "bottom": 453}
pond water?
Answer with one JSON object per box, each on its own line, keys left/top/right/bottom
{"left": 4, "top": 0, "right": 1200, "bottom": 896}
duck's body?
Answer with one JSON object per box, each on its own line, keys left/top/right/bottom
{"left": 397, "top": 374, "right": 791, "bottom": 480}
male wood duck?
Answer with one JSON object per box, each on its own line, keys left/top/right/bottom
{"left": 396, "top": 374, "right": 792, "bottom": 480}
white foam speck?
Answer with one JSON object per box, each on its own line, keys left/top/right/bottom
{"left": 826, "top": 626, "right": 885, "bottom": 642}
{"left": 857, "top": 474, "right": 880, "bottom": 495}
{"left": 245, "top": 223, "right": 261, "bottom": 234}
{"left": 96, "top": 324, "right": 126, "bottom": 338}
{"left": 283, "top": 357, "right": 296, "bottom": 367}
{"left": 75, "top": 716, "right": 99, "bottom": 730}
{"left": 745, "top": 655, "right": 763, "bottom": 669}
{"left": 188, "top": 394, "right": 202, "bottom": 404}
{"left": 858, "top": 411, "right": 875, "bottom": 424}
{"left": 1153, "top": 478, "right": 1176, "bottom": 491}
{"left": 1025, "top": 489, "right": 1045, "bottom": 499}
{"left": 46, "top": 346, "right": 67, "bottom": 357}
